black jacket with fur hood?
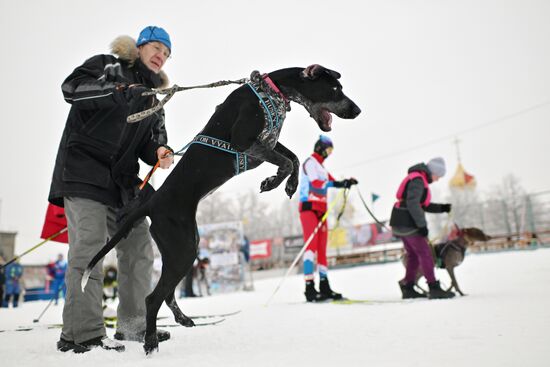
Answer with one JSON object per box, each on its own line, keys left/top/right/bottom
{"left": 49, "top": 35, "right": 170, "bottom": 208}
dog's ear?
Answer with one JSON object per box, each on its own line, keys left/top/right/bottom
{"left": 325, "top": 68, "right": 341, "bottom": 80}
{"left": 302, "top": 64, "right": 341, "bottom": 80}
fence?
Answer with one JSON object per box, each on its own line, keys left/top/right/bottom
{"left": 250, "top": 190, "right": 550, "bottom": 270}
{"left": 429, "top": 190, "right": 550, "bottom": 250}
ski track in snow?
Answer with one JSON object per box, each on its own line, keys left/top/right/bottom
{"left": 1, "top": 248, "right": 549, "bottom": 367}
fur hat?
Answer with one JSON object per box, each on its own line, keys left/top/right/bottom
{"left": 110, "top": 35, "right": 169, "bottom": 88}
{"left": 427, "top": 157, "right": 446, "bottom": 177}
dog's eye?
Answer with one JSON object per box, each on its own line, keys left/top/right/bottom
{"left": 332, "top": 87, "right": 338, "bottom": 91}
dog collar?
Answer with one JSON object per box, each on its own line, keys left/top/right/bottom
{"left": 262, "top": 74, "right": 289, "bottom": 105}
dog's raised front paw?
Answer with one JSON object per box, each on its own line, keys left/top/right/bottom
{"left": 260, "top": 176, "right": 281, "bottom": 192}
{"left": 285, "top": 175, "right": 298, "bottom": 198}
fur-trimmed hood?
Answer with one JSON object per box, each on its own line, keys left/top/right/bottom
{"left": 110, "top": 35, "right": 169, "bottom": 88}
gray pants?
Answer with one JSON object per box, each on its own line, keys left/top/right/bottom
{"left": 62, "top": 197, "right": 153, "bottom": 343}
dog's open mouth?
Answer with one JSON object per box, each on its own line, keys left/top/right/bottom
{"left": 310, "top": 108, "right": 333, "bottom": 132}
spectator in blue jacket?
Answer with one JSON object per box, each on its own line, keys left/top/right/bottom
{"left": 51, "top": 254, "right": 67, "bottom": 305}
{"left": 0, "top": 256, "right": 5, "bottom": 306}
{"left": 3, "top": 261, "right": 23, "bottom": 308}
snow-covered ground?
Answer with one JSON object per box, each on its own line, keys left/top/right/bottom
{"left": 1, "top": 247, "right": 549, "bottom": 367}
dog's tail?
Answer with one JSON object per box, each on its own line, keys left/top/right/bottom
{"left": 81, "top": 202, "right": 149, "bottom": 293}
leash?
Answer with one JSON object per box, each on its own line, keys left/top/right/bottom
{"left": 160, "top": 71, "right": 288, "bottom": 176}
{"left": 139, "top": 161, "right": 161, "bottom": 191}
{"left": 265, "top": 190, "right": 346, "bottom": 306}
{"left": 336, "top": 188, "right": 350, "bottom": 224}
{"left": 357, "top": 185, "right": 417, "bottom": 237}
{"left": 0, "top": 227, "right": 68, "bottom": 270}
{"left": 355, "top": 186, "right": 392, "bottom": 231}
{"left": 127, "top": 78, "right": 248, "bottom": 123}
{"left": 138, "top": 148, "right": 174, "bottom": 190}
{"left": 428, "top": 210, "right": 454, "bottom": 245}
{"left": 328, "top": 187, "right": 350, "bottom": 251}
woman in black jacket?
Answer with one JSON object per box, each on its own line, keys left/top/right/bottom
{"left": 390, "top": 157, "right": 455, "bottom": 300}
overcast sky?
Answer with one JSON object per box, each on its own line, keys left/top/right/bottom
{"left": 1, "top": 0, "right": 549, "bottom": 264}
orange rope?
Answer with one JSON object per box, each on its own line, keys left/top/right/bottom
{"left": 139, "top": 161, "right": 160, "bottom": 190}
{"left": 138, "top": 149, "right": 173, "bottom": 190}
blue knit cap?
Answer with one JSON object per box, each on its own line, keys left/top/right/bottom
{"left": 136, "top": 26, "right": 172, "bottom": 52}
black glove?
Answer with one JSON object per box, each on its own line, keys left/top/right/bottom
{"left": 418, "top": 227, "right": 429, "bottom": 237}
{"left": 342, "top": 178, "right": 359, "bottom": 188}
{"left": 441, "top": 203, "right": 452, "bottom": 213}
{"left": 123, "top": 84, "right": 153, "bottom": 114}
{"left": 124, "top": 84, "right": 151, "bottom": 103}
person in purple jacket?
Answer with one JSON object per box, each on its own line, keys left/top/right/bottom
{"left": 390, "top": 157, "right": 454, "bottom": 299}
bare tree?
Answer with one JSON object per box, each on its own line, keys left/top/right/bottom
{"left": 272, "top": 195, "right": 302, "bottom": 237}
{"left": 196, "top": 191, "right": 236, "bottom": 225}
{"left": 446, "top": 187, "right": 484, "bottom": 229}
{"left": 234, "top": 190, "right": 274, "bottom": 240}
{"left": 493, "top": 174, "right": 525, "bottom": 235}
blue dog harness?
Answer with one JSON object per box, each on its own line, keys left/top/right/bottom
{"left": 173, "top": 71, "right": 289, "bottom": 175}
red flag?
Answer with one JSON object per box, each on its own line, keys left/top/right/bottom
{"left": 249, "top": 239, "right": 272, "bottom": 259}
{"left": 40, "top": 203, "right": 69, "bottom": 243}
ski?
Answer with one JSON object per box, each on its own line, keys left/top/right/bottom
{"left": 158, "top": 318, "right": 226, "bottom": 327}
{"left": 101, "top": 310, "right": 240, "bottom": 328}
{"left": 0, "top": 317, "right": 227, "bottom": 333}
{"left": 189, "top": 310, "right": 241, "bottom": 319}
{"left": 0, "top": 324, "right": 63, "bottom": 333}
{"left": 332, "top": 298, "right": 373, "bottom": 304}
{"left": 286, "top": 298, "right": 412, "bottom": 305}
{"left": 332, "top": 298, "right": 420, "bottom": 305}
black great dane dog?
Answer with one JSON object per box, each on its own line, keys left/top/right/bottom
{"left": 81, "top": 65, "right": 361, "bottom": 354}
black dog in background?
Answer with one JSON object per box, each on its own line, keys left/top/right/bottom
{"left": 81, "top": 65, "right": 361, "bottom": 354}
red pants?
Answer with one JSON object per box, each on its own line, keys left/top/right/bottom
{"left": 300, "top": 210, "right": 328, "bottom": 279}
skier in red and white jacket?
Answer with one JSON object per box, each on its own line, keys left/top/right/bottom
{"left": 298, "top": 135, "right": 357, "bottom": 302}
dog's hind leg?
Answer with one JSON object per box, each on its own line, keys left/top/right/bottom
{"left": 143, "top": 276, "right": 167, "bottom": 354}
{"left": 165, "top": 292, "right": 195, "bottom": 327}
{"left": 143, "top": 264, "right": 189, "bottom": 354}
{"left": 143, "top": 220, "right": 199, "bottom": 354}
{"left": 446, "top": 267, "right": 465, "bottom": 296}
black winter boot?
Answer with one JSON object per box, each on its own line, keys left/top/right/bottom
{"left": 319, "top": 278, "right": 343, "bottom": 300}
{"left": 428, "top": 281, "right": 455, "bottom": 299}
{"left": 399, "top": 281, "right": 427, "bottom": 299}
{"left": 304, "top": 280, "right": 323, "bottom": 302}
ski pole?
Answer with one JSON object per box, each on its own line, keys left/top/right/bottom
{"left": 265, "top": 190, "right": 345, "bottom": 306}
{"left": 33, "top": 297, "right": 56, "bottom": 323}
{"left": 0, "top": 227, "right": 68, "bottom": 270}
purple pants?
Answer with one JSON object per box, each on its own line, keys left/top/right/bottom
{"left": 402, "top": 235, "right": 436, "bottom": 284}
